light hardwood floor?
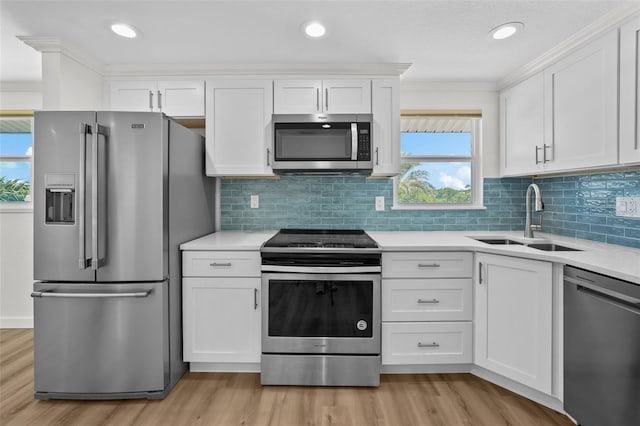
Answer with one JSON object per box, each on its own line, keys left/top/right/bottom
{"left": 1, "top": 329, "right": 574, "bottom": 426}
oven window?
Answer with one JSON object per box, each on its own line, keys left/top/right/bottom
{"left": 268, "top": 280, "right": 373, "bottom": 337}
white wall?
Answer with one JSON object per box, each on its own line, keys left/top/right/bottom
{"left": 400, "top": 81, "right": 500, "bottom": 178}
{"left": 41, "top": 51, "right": 103, "bottom": 110}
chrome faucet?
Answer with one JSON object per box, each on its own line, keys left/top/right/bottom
{"left": 525, "top": 183, "right": 544, "bottom": 238}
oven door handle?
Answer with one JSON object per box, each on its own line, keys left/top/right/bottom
{"left": 261, "top": 265, "right": 381, "bottom": 274}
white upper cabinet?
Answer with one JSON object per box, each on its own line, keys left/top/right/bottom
{"left": 543, "top": 30, "right": 618, "bottom": 171}
{"left": 108, "top": 79, "right": 205, "bottom": 117}
{"left": 205, "top": 79, "right": 274, "bottom": 177}
{"left": 474, "top": 253, "right": 553, "bottom": 395}
{"left": 500, "top": 72, "right": 546, "bottom": 176}
{"left": 273, "top": 79, "right": 371, "bottom": 114}
{"left": 620, "top": 15, "right": 640, "bottom": 165}
{"left": 371, "top": 78, "right": 401, "bottom": 176}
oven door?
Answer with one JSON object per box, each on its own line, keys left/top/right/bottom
{"left": 261, "top": 272, "right": 380, "bottom": 354}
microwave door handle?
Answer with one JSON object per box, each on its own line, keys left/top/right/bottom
{"left": 351, "top": 123, "right": 358, "bottom": 160}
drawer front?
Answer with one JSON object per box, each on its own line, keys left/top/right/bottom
{"left": 382, "top": 278, "right": 472, "bottom": 322}
{"left": 183, "top": 251, "right": 261, "bottom": 277}
{"left": 382, "top": 322, "right": 472, "bottom": 365}
{"left": 382, "top": 252, "right": 472, "bottom": 278}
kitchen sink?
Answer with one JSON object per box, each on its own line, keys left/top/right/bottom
{"left": 527, "top": 243, "right": 581, "bottom": 252}
{"left": 472, "top": 238, "right": 524, "bottom": 245}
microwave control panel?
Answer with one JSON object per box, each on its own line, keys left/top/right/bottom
{"left": 357, "top": 124, "right": 371, "bottom": 161}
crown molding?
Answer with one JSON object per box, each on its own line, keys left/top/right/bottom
{"left": 102, "top": 63, "right": 413, "bottom": 78}
{"left": 400, "top": 81, "right": 498, "bottom": 92}
{"left": 498, "top": 3, "right": 640, "bottom": 90}
{"left": 17, "top": 36, "right": 105, "bottom": 75}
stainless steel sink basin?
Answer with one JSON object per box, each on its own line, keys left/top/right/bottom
{"left": 527, "top": 243, "right": 581, "bottom": 252}
{"left": 473, "top": 238, "right": 524, "bottom": 245}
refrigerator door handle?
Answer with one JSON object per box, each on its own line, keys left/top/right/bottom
{"left": 91, "top": 123, "right": 110, "bottom": 270}
{"left": 31, "top": 290, "right": 152, "bottom": 299}
{"left": 78, "top": 123, "right": 90, "bottom": 269}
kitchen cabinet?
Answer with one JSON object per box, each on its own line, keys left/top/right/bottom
{"left": 620, "top": 15, "right": 640, "bottom": 165}
{"left": 108, "top": 79, "right": 205, "bottom": 117}
{"left": 371, "top": 78, "right": 401, "bottom": 176}
{"left": 474, "top": 253, "right": 552, "bottom": 394}
{"left": 381, "top": 252, "right": 473, "bottom": 365}
{"left": 543, "top": 30, "right": 618, "bottom": 171}
{"left": 205, "top": 79, "right": 273, "bottom": 176}
{"left": 273, "top": 79, "right": 371, "bottom": 114}
{"left": 499, "top": 72, "right": 546, "bottom": 176}
{"left": 182, "top": 250, "right": 261, "bottom": 365}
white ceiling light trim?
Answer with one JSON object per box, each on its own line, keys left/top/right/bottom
{"left": 110, "top": 22, "right": 139, "bottom": 39}
{"left": 302, "top": 21, "right": 326, "bottom": 38}
{"left": 489, "top": 22, "right": 524, "bottom": 40}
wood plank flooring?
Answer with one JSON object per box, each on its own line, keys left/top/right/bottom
{"left": 1, "top": 329, "right": 574, "bottom": 426}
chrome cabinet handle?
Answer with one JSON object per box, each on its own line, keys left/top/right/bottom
{"left": 535, "top": 146, "right": 542, "bottom": 164}
{"left": 417, "top": 298, "right": 440, "bottom": 304}
{"left": 157, "top": 90, "right": 162, "bottom": 109}
{"left": 149, "top": 90, "right": 154, "bottom": 109}
{"left": 325, "top": 88, "right": 329, "bottom": 110}
{"left": 210, "top": 262, "right": 232, "bottom": 267}
{"left": 254, "top": 288, "right": 258, "bottom": 310}
{"left": 479, "top": 261, "right": 484, "bottom": 284}
{"left": 31, "top": 290, "right": 151, "bottom": 298}
{"left": 417, "top": 342, "right": 440, "bottom": 348}
{"left": 375, "top": 147, "right": 380, "bottom": 165}
{"left": 266, "top": 148, "right": 271, "bottom": 166}
{"left": 316, "top": 88, "right": 320, "bottom": 112}
{"left": 418, "top": 263, "right": 440, "bottom": 268}
{"left": 543, "top": 143, "right": 551, "bottom": 163}
{"left": 78, "top": 123, "right": 89, "bottom": 269}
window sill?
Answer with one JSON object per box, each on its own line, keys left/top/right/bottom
{"left": 392, "top": 203, "right": 487, "bottom": 211}
{"left": 0, "top": 202, "right": 33, "bottom": 213}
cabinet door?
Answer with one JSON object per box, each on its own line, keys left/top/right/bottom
{"left": 500, "top": 72, "right": 545, "bottom": 176}
{"left": 273, "top": 80, "right": 322, "bottom": 114}
{"left": 183, "top": 277, "right": 261, "bottom": 363}
{"left": 620, "top": 15, "right": 640, "bottom": 165}
{"left": 474, "top": 253, "right": 553, "bottom": 394}
{"left": 205, "top": 80, "right": 273, "bottom": 176}
{"left": 371, "top": 78, "right": 400, "bottom": 176}
{"left": 157, "top": 80, "right": 205, "bottom": 117}
{"left": 324, "top": 79, "right": 372, "bottom": 114}
{"left": 544, "top": 30, "right": 618, "bottom": 171}
{"left": 109, "top": 80, "right": 157, "bottom": 112}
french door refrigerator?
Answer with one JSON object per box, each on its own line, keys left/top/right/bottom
{"left": 32, "top": 111, "right": 215, "bottom": 399}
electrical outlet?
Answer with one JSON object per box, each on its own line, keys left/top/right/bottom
{"left": 616, "top": 196, "right": 640, "bottom": 218}
{"left": 250, "top": 195, "right": 259, "bottom": 209}
{"left": 375, "top": 196, "right": 385, "bottom": 211}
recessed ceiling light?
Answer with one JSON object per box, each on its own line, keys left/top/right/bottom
{"left": 303, "top": 21, "right": 327, "bottom": 38}
{"left": 111, "top": 22, "right": 138, "bottom": 39}
{"left": 489, "top": 22, "right": 524, "bottom": 40}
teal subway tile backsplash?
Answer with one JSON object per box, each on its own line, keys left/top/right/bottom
{"left": 219, "top": 170, "right": 640, "bottom": 249}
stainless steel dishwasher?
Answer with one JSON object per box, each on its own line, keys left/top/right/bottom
{"left": 564, "top": 266, "right": 640, "bottom": 426}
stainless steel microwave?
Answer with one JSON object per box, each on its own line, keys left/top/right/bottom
{"left": 272, "top": 114, "right": 373, "bottom": 175}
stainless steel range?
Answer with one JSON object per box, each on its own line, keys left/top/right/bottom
{"left": 260, "top": 229, "right": 381, "bottom": 387}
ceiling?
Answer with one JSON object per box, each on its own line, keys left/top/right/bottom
{"left": 1, "top": 0, "right": 638, "bottom": 84}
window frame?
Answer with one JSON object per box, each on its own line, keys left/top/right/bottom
{"left": 0, "top": 112, "right": 34, "bottom": 212}
{"left": 392, "top": 113, "right": 484, "bottom": 210}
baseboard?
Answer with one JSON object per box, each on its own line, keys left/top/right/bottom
{"left": 189, "top": 362, "right": 260, "bottom": 373}
{"left": 382, "top": 364, "right": 471, "bottom": 374}
{"left": 0, "top": 317, "right": 33, "bottom": 328}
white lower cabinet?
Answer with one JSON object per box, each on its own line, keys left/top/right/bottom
{"left": 182, "top": 250, "right": 261, "bottom": 366}
{"left": 474, "top": 253, "right": 553, "bottom": 394}
{"left": 381, "top": 252, "right": 473, "bottom": 366}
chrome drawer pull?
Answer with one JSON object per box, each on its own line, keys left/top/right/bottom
{"left": 417, "top": 342, "right": 440, "bottom": 348}
{"left": 210, "top": 262, "right": 232, "bottom": 267}
{"left": 417, "top": 298, "right": 440, "bottom": 304}
{"left": 418, "top": 263, "right": 441, "bottom": 268}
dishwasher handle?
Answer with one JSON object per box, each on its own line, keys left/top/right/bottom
{"left": 566, "top": 276, "right": 640, "bottom": 314}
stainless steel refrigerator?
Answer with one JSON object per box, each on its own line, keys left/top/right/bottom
{"left": 31, "top": 111, "right": 215, "bottom": 400}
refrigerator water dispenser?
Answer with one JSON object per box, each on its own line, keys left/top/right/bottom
{"left": 45, "top": 173, "right": 75, "bottom": 224}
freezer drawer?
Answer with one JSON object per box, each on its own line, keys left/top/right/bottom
{"left": 32, "top": 281, "right": 169, "bottom": 399}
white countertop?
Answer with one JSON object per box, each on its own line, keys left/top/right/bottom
{"left": 180, "top": 230, "right": 640, "bottom": 285}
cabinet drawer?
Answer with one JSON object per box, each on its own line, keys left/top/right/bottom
{"left": 382, "top": 322, "right": 472, "bottom": 365}
{"left": 182, "top": 251, "right": 261, "bottom": 277}
{"left": 382, "top": 278, "right": 472, "bottom": 322}
{"left": 382, "top": 252, "right": 472, "bottom": 278}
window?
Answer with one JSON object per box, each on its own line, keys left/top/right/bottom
{"left": 393, "top": 111, "right": 483, "bottom": 209}
{"left": 0, "top": 114, "right": 34, "bottom": 205}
